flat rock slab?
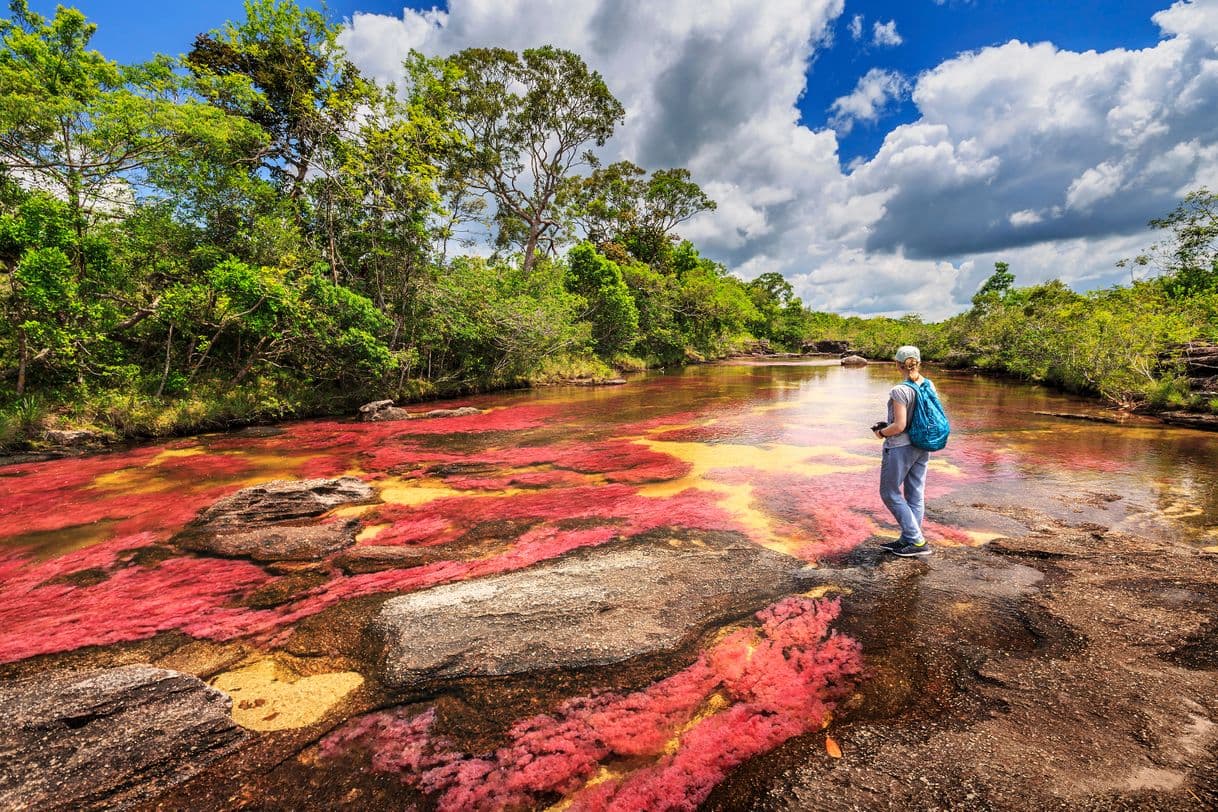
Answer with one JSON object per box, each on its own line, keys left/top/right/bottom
{"left": 178, "top": 518, "right": 360, "bottom": 562}
{"left": 0, "top": 665, "right": 246, "bottom": 810}
{"left": 335, "top": 544, "right": 448, "bottom": 574}
{"left": 197, "top": 477, "right": 373, "bottom": 527}
{"left": 374, "top": 533, "right": 803, "bottom": 688}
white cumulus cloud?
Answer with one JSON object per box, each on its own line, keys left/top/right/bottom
{"left": 872, "top": 20, "right": 903, "bottom": 47}
{"left": 336, "top": 0, "right": 1218, "bottom": 320}
{"left": 828, "top": 68, "right": 911, "bottom": 135}
{"left": 848, "top": 13, "right": 863, "bottom": 41}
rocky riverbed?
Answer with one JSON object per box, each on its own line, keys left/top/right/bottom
{"left": 1, "top": 363, "right": 1216, "bottom": 810}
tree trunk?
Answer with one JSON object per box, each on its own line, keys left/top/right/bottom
{"left": 523, "top": 227, "right": 540, "bottom": 274}
{"left": 16, "top": 326, "right": 28, "bottom": 396}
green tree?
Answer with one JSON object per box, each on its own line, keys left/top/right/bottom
{"left": 443, "top": 46, "right": 624, "bottom": 273}
{"left": 1147, "top": 188, "right": 1218, "bottom": 298}
{"left": 565, "top": 243, "right": 639, "bottom": 356}
{"left": 0, "top": 0, "right": 247, "bottom": 242}
{"left": 559, "top": 160, "right": 715, "bottom": 264}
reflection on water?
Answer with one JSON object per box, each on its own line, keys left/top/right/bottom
{"left": 1, "top": 360, "right": 1216, "bottom": 806}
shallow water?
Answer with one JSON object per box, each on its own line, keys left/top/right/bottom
{"left": 2, "top": 360, "right": 1216, "bottom": 809}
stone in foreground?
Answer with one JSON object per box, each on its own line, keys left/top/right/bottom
{"left": 196, "top": 477, "right": 373, "bottom": 527}
{"left": 374, "top": 533, "right": 803, "bottom": 688}
{"left": 0, "top": 665, "right": 246, "bottom": 810}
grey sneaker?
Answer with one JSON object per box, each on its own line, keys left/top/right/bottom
{"left": 880, "top": 540, "right": 906, "bottom": 552}
{"left": 892, "top": 541, "right": 932, "bottom": 557}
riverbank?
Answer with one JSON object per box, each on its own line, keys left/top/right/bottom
{"left": 707, "top": 495, "right": 1218, "bottom": 811}
{"left": 5, "top": 350, "right": 1218, "bottom": 466}
{"left": 0, "top": 355, "right": 639, "bottom": 457}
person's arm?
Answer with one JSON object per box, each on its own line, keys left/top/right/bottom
{"left": 874, "top": 401, "right": 908, "bottom": 438}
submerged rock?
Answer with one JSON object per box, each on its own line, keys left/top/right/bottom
{"left": 178, "top": 519, "right": 360, "bottom": 562}
{"left": 0, "top": 665, "right": 245, "bottom": 810}
{"left": 840, "top": 355, "right": 868, "bottom": 366}
{"left": 374, "top": 532, "right": 803, "bottom": 688}
{"left": 1157, "top": 411, "right": 1218, "bottom": 431}
{"left": 196, "top": 477, "right": 373, "bottom": 528}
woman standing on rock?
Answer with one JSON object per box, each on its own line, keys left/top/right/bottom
{"left": 873, "top": 345, "right": 933, "bottom": 557}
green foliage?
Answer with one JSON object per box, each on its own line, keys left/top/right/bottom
{"left": 565, "top": 243, "right": 639, "bottom": 356}
{"left": 559, "top": 160, "right": 716, "bottom": 264}
{"left": 441, "top": 45, "right": 625, "bottom": 272}
{"left": 1147, "top": 188, "right": 1218, "bottom": 299}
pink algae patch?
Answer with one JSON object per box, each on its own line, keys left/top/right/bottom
{"left": 0, "top": 539, "right": 272, "bottom": 663}
{"left": 0, "top": 449, "right": 250, "bottom": 541}
{"left": 321, "top": 597, "right": 863, "bottom": 812}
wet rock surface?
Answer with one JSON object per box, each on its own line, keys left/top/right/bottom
{"left": 359, "top": 400, "right": 483, "bottom": 422}
{"left": 840, "top": 354, "right": 869, "bottom": 366}
{"left": 374, "top": 532, "right": 804, "bottom": 687}
{"left": 194, "top": 477, "right": 373, "bottom": 528}
{"left": 0, "top": 665, "right": 246, "bottom": 811}
{"left": 705, "top": 510, "right": 1218, "bottom": 812}
{"left": 178, "top": 519, "right": 359, "bottom": 562}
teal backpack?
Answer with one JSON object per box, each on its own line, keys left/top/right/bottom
{"left": 902, "top": 379, "right": 950, "bottom": 451}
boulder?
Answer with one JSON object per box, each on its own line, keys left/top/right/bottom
{"left": 358, "top": 400, "right": 412, "bottom": 422}
{"left": 568, "top": 378, "right": 628, "bottom": 387}
{"left": 178, "top": 519, "right": 360, "bottom": 562}
{"left": 0, "top": 665, "right": 246, "bottom": 810}
{"left": 840, "top": 354, "right": 869, "bottom": 366}
{"left": 1158, "top": 411, "right": 1218, "bottom": 432}
{"left": 43, "top": 429, "right": 99, "bottom": 447}
{"left": 802, "top": 340, "right": 850, "bottom": 355}
{"left": 373, "top": 532, "right": 803, "bottom": 688}
{"left": 195, "top": 477, "right": 373, "bottom": 528}
{"left": 413, "top": 407, "right": 482, "bottom": 419}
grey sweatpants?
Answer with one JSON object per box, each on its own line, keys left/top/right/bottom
{"left": 880, "top": 443, "right": 930, "bottom": 543}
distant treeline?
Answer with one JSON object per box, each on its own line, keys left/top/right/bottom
{"left": 803, "top": 188, "right": 1218, "bottom": 412}
{"left": 1, "top": 0, "right": 1214, "bottom": 449}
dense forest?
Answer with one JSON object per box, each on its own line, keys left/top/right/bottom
{"left": 1, "top": 0, "right": 1215, "bottom": 449}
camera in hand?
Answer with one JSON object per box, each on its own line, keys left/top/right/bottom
{"left": 870, "top": 420, "right": 887, "bottom": 432}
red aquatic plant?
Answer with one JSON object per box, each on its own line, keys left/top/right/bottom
{"left": 321, "top": 597, "right": 863, "bottom": 812}
{"left": 0, "top": 549, "right": 272, "bottom": 663}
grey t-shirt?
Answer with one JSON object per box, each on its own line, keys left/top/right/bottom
{"left": 883, "top": 379, "right": 933, "bottom": 449}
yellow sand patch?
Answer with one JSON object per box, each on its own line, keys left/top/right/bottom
{"left": 961, "top": 529, "right": 1006, "bottom": 546}
{"left": 928, "top": 458, "right": 968, "bottom": 478}
{"left": 545, "top": 765, "right": 624, "bottom": 812}
{"left": 89, "top": 468, "right": 174, "bottom": 493}
{"left": 377, "top": 478, "right": 470, "bottom": 506}
{"left": 355, "top": 523, "right": 390, "bottom": 543}
{"left": 1203, "top": 545, "right": 1218, "bottom": 554}
{"left": 633, "top": 438, "right": 876, "bottom": 557}
{"left": 212, "top": 659, "right": 363, "bottom": 731}
{"left": 663, "top": 692, "right": 731, "bottom": 755}
{"left": 801, "top": 584, "right": 850, "bottom": 600}
{"left": 151, "top": 447, "right": 205, "bottom": 462}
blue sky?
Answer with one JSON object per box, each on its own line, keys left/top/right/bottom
{"left": 803, "top": 0, "right": 1171, "bottom": 163}
{"left": 30, "top": 0, "right": 1172, "bottom": 164}
{"left": 18, "top": 0, "right": 1218, "bottom": 318}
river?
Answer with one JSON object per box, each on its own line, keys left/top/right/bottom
{"left": 1, "top": 359, "right": 1215, "bottom": 809}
